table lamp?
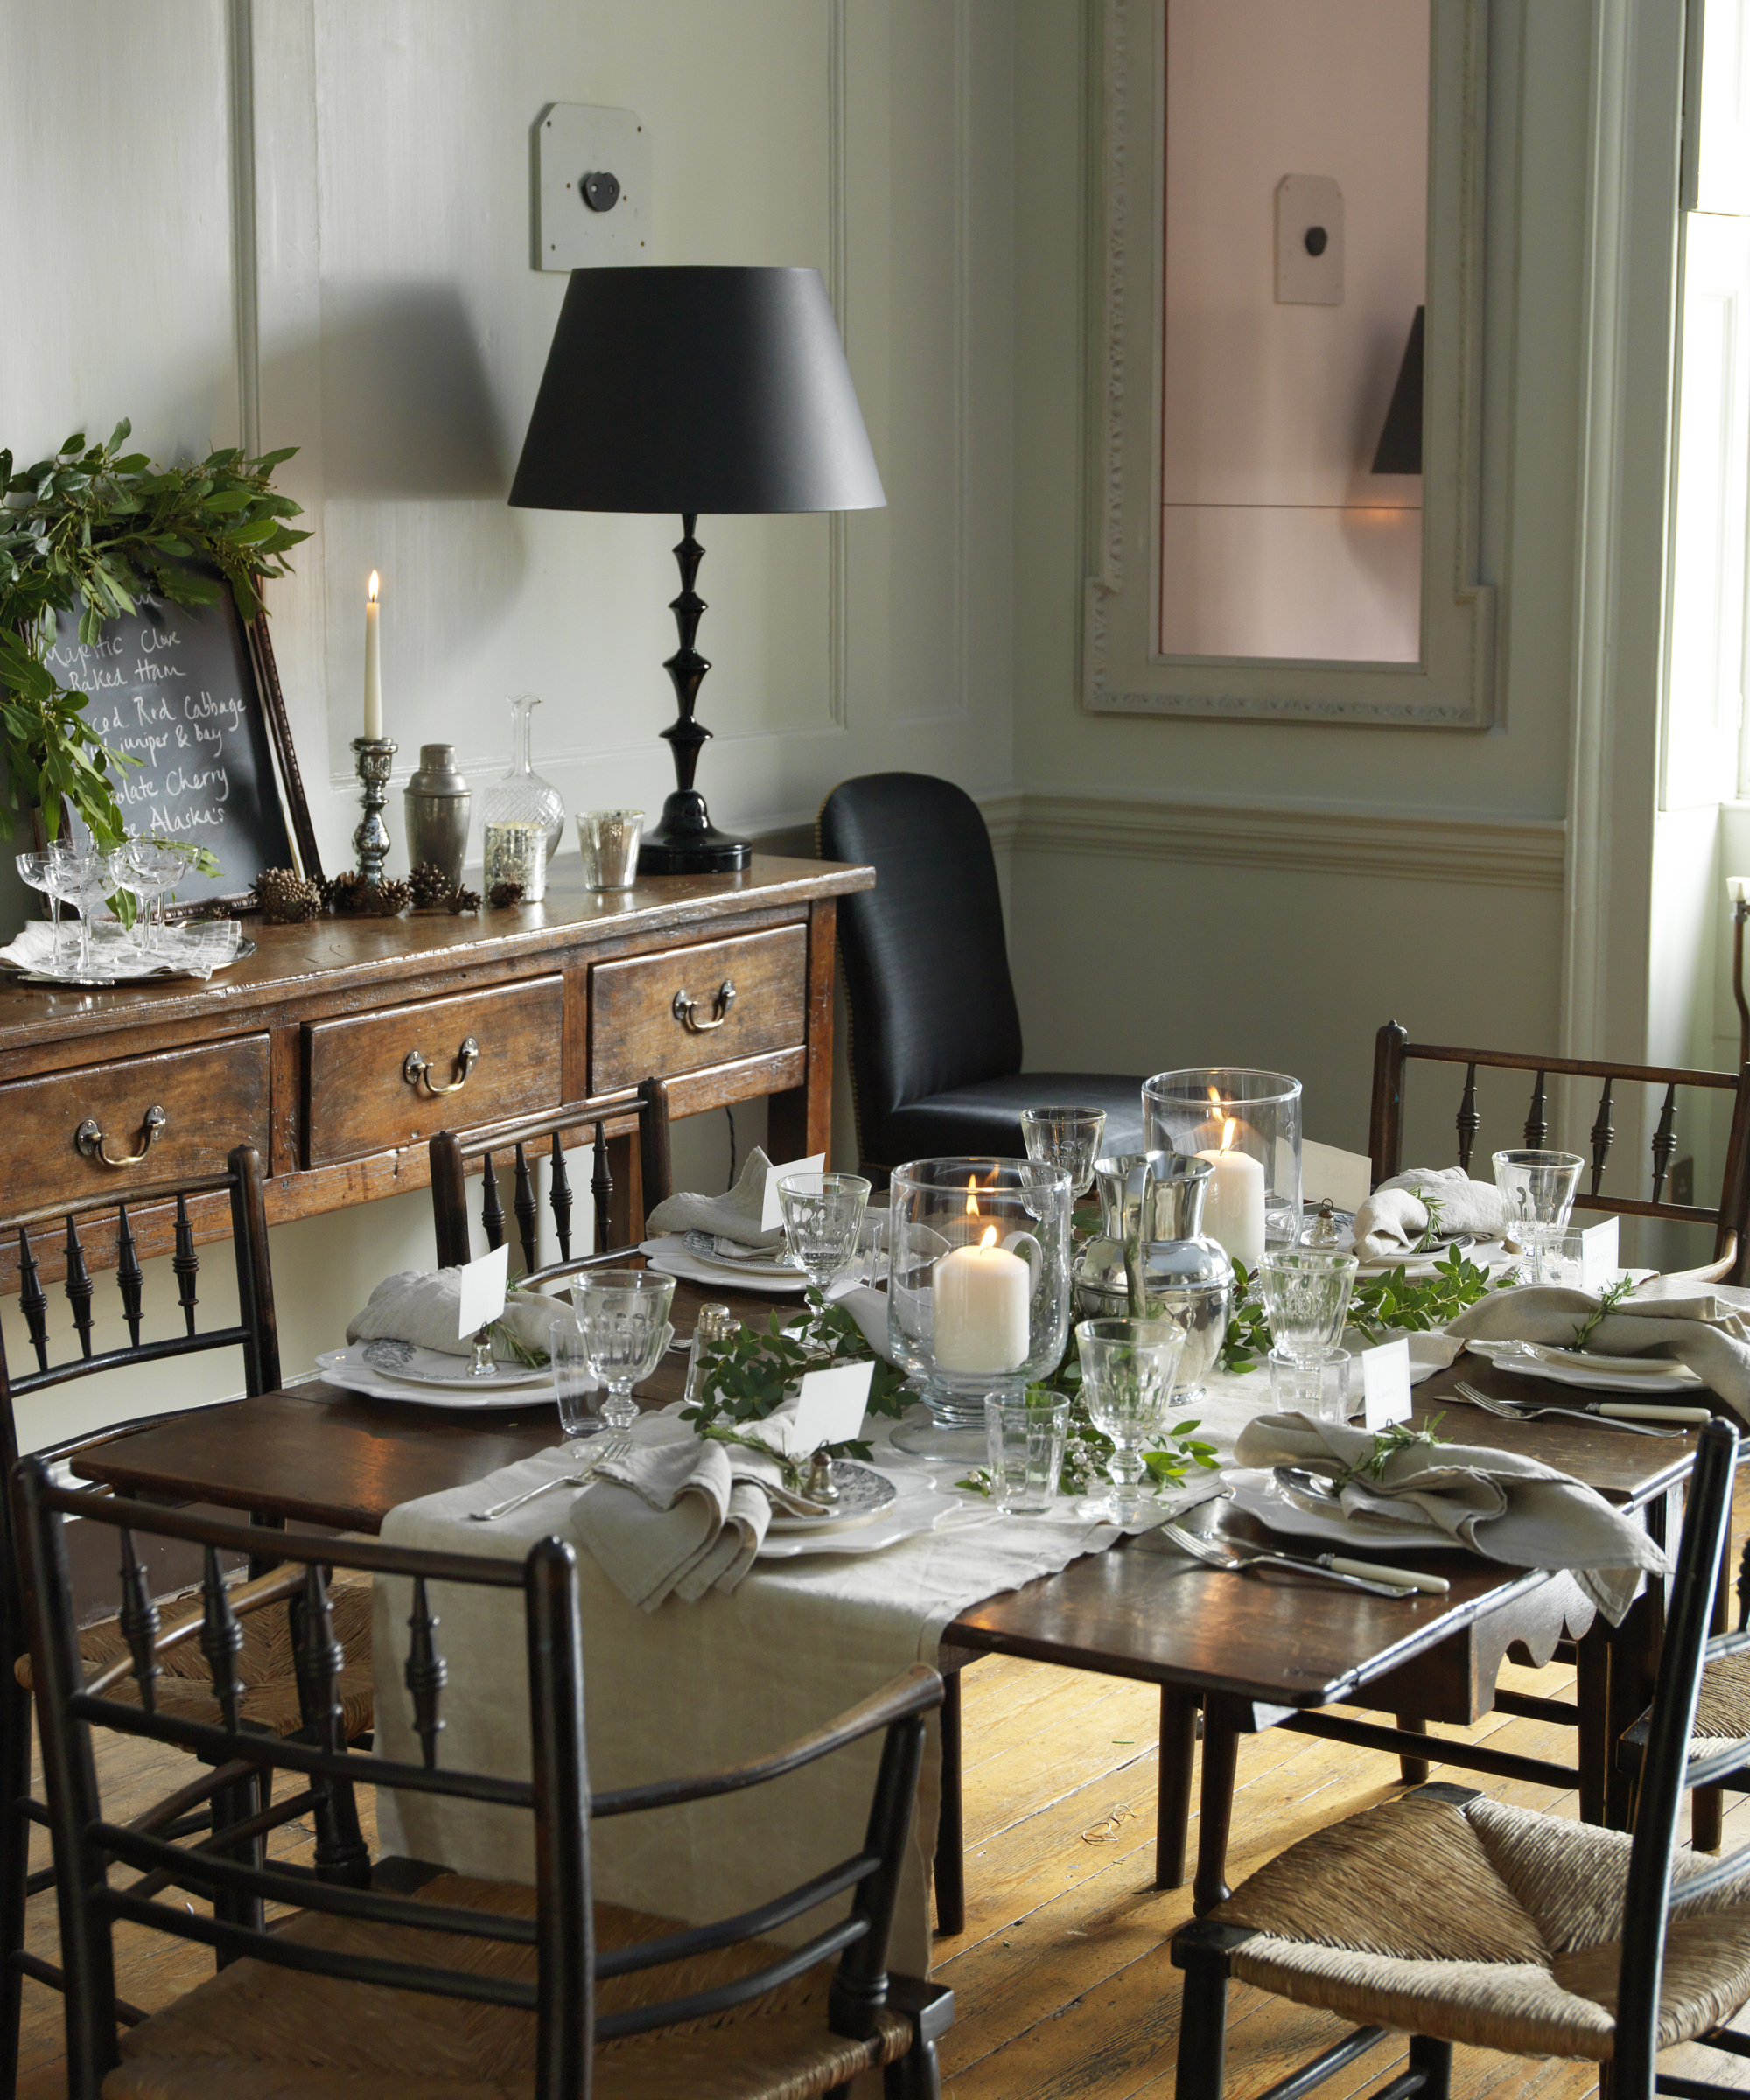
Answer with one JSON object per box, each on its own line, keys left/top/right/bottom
{"left": 508, "top": 265, "right": 886, "bottom": 873}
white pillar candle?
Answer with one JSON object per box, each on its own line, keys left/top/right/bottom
{"left": 363, "top": 570, "right": 383, "bottom": 740}
{"left": 933, "top": 1227, "right": 1031, "bottom": 1373}
{"left": 1196, "top": 1120, "right": 1266, "bottom": 1270}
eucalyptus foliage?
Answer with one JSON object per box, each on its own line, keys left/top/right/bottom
{"left": 0, "top": 422, "right": 308, "bottom": 844}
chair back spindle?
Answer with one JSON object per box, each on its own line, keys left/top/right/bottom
{"left": 1650, "top": 1082, "right": 1678, "bottom": 1204}
{"left": 548, "top": 1131, "right": 573, "bottom": 1261}
{"left": 1454, "top": 1062, "right": 1480, "bottom": 1172}
{"left": 18, "top": 1227, "right": 48, "bottom": 1374}
{"left": 1523, "top": 1068, "right": 1549, "bottom": 1148}
{"left": 1589, "top": 1076, "right": 1615, "bottom": 1196}
{"left": 63, "top": 1218, "right": 94, "bottom": 1361}
{"left": 512, "top": 1143, "right": 539, "bottom": 1272}
{"left": 115, "top": 1205, "right": 144, "bottom": 1347}
{"left": 404, "top": 1573, "right": 449, "bottom": 1771}
{"left": 172, "top": 1194, "right": 200, "bottom": 1334}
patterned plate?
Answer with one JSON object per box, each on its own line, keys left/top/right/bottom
{"left": 766, "top": 1460, "right": 901, "bottom": 1532}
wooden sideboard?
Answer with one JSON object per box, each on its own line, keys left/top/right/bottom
{"left": 0, "top": 855, "right": 872, "bottom": 1273}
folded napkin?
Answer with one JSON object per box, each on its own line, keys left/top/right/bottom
{"left": 1233, "top": 1410, "right": 1668, "bottom": 1621}
{"left": 645, "top": 1146, "right": 784, "bottom": 1251}
{"left": 573, "top": 1416, "right": 830, "bottom": 1609}
{"left": 1449, "top": 1279, "right": 1750, "bottom": 1421}
{"left": 1351, "top": 1166, "right": 1516, "bottom": 1262}
{"left": 346, "top": 1269, "right": 563, "bottom": 1363}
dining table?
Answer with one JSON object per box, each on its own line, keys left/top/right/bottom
{"left": 66, "top": 1265, "right": 1708, "bottom": 1948}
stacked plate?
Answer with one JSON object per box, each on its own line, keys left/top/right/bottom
{"left": 1466, "top": 1336, "right": 1705, "bottom": 1394}
{"left": 315, "top": 1339, "right": 553, "bottom": 1409}
{"left": 640, "top": 1231, "right": 809, "bottom": 1293}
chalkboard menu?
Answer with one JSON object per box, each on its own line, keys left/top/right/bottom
{"left": 45, "top": 577, "right": 318, "bottom": 909}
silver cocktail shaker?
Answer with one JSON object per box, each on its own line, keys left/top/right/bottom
{"left": 403, "top": 744, "right": 472, "bottom": 889}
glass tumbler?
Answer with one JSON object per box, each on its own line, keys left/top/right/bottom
{"left": 1257, "top": 1250, "right": 1359, "bottom": 1412}
{"left": 984, "top": 1394, "right": 1070, "bottom": 1515}
{"left": 549, "top": 1316, "right": 601, "bottom": 1441}
{"left": 1493, "top": 1151, "right": 1585, "bottom": 1242}
{"left": 1143, "top": 1069, "right": 1303, "bottom": 1269}
{"left": 1074, "top": 1316, "right": 1186, "bottom": 1524}
{"left": 570, "top": 1269, "right": 675, "bottom": 1431}
{"left": 1019, "top": 1107, "right": 1107, "bottom": 1200}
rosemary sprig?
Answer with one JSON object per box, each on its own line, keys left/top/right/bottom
{"left": 487, "top": 1317, "right": 549, "bottom": 1369}
{"left": 1332, "top": 1414, "right": 1446, "bottom": 1487}
{"left": 1565, "top": 1274, "right": 1637, "bottom": 1354}
{"left": 1409, "top": 1185, "right": 1447, "bottom": 1256}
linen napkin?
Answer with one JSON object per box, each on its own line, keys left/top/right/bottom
{"left": 644, "top": 1145, "right": 784, "bottom": 1250}
{"left": 1448, "top": 1279, "right": 1750, "bottom": 1421}
{"left": 1351, "top": 1166, "right": 1516, "bottom": 1261}
{"left": 571, "top": 1414, "right": 832, "bottom": 1609}
{"left": 1232, "top": 1410, "right": 1669, "bottom": 1622}
{"left": 346, "top": 1269, "right": 562, "bottom": 1363}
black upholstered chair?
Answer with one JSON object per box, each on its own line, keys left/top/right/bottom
{"left": 817, "top": 772, "right": 1147, "bottom": 1170}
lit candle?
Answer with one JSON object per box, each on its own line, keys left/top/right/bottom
{"left": 363, "top": 570, "right": 382, "bottom": 740}
{"left": 934, "top": 1224, "right": 1031, "bottom": 1372}
{"left": 1196, "top": 1116, "right": 1266, "bottom": 1270}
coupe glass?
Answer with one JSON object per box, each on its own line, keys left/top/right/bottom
{"left": 1019, "top": 1107, "right": 1107, "bottom": 1200}
{"left": 15, "top": 847, "right": 66, "bottom": 964}
{"left": 778, "top": 1172, "right": 870, "bottom": 1340}
{"left": 570, "top": 1268, "right": 675, "bottom": 1431}
{"left": 1256, "top": 1250, "right": 1359, "bottom": 1412}
{"left": 122, "top": 840, "right": 186, "bottom": 952}
{"left": 1074, "top": 1316, "right": 1185, "bottom": 1524}
{"left": 49, "top": 847, "right": 122, "bottom": 973}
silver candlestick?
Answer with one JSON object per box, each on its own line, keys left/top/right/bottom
{"left": 352, "top": 737, "right": 398, "bottom": 885}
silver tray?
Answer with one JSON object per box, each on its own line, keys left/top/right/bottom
{"left": 2, "top": 932, "right": 256, "bottom": 988}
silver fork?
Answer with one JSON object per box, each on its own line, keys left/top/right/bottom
{"left": 1452, "top": 1381, "right": 1682, "bottom": 1437}
{"left": 1159, "top": 1522, "right": 1418, "bottom": 1598}
{"left": 469, "top": 1433, "right": 634, "bottom": 1521}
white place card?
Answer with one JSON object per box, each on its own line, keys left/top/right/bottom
{"left": 1361, "top": 1337, "right": 1413, "bottom": 1431}
{"left": 456, "top": 1242, "right": 509, "bottom": 1339}
{"left": 1581, "top": 1216, "right": 1621, "bottom": 1292}
{"left": 1301, "top": 1139, "right": 1374, "bottom": 1216}
{"left": 760, "top": 1151, "right": 827, "bottom": 1232}
{"left": 786, "top": 1358, "right": 875, "bottom": 1452}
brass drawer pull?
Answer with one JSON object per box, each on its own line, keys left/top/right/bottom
{"left": 75, "top": 1104, "right": 167, "bottom": 1167}
{"left": 673, "top": 980, "right": 736, "bottom": 1033}
{"left": 403, "top": 1035, "right": 480, "bottom": 1096}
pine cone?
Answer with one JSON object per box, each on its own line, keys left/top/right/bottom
{"left": 255, "top": 867, "right": 321, "bottom": 924}
{"left": 487, "top": 878, "right": 525, "bottom": 908}
{"left": 409, "top": 860, "right": 452, "bottom": 907}
{"left": 449, "top": 886, "right": 481, "bottom": 914}
{"left": 321, "top": 870, "right": 371, "bottom": 914}
{"left": 374, "top": 877, "right": 412, "bottom": 915}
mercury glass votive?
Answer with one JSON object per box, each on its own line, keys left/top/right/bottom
{"left": 886, "top": 1155, "right": 1073, "bottom": 1456}
{"left": 1143, "top": 1068, "right": 1303, "bottom": 1270}
{"left": 484, "top": 818, "right": 549, "bottom": 902}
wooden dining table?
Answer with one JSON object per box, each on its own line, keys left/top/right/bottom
{"left": 66, "top": 1276, "right": 1702, "bottom": 1930}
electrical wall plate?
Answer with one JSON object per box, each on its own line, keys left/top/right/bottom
{"left": 1275, "top": 174, "right": 1343, "bottom": 305}
{"left": 534, "top": 103, "right": 650, "bottom": 271}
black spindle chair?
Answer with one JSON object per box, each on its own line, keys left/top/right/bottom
{"left": 14, "top": 1467, "right": 954, "bottom": 2100}
{"left": 1172, "top": 1418, "right": 1746, "bottom": 2100}
{"left": 0, "top": 1144, "right": 375, "bottom": 2094}
{"left": 1369, "top": 1021, "right": 1750, "bottom": 1284}
{"left": 428, "top": 1077, "right": 672, "bottom": 1283}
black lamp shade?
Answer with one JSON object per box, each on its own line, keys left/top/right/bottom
{"left": 508, "top": 265, "right": 885, "bottom": 514}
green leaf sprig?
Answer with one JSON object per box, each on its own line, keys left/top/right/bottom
{"left": 680, "top": 1289, "right": 908, "bottom": 1465}
{"left": 0, "top": 421, "right": 308, "bottom": 845}
{"left": 1410, "top": 1184, "right": 1447, "bottom": 1256}
{"left": 1333, "top": 1413, "right": 1447, "bottom": 1487}
{"left": 1565, "top": 1274, "right": 1637, "bottom": 1354}
{"left": 1220, "top": 1241, "right": 1501, "bottom": 1370}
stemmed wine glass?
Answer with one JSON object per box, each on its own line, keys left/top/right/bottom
{"left": 47, "top": 847, "right": 123, "bottom": 975}
{"left": 570, "top": 1269, "right": 675, "bottom": 1431}
{"left": 777, "top": 1171, "right": 870, "bottom": 1344}
{"left": 121, "top": 839, "right": 186, "bottom": 955}
{"left": 1021, "top": 1107, "right": 1107, "bottom": 1250}
{"left": 15, "top": 844, "right": 68, "bottom": 968}
{"left": 1075, "top": 1315, "right": 1185, "bottom": 1524}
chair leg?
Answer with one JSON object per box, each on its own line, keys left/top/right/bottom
{"left": 1172, "top": 1921, "right": 1252, "bottom": 2098}
{"left": 1156, "top": 1686, "right": 1200, "bottom": 1889}
{"left": 934, "top": 1668, "right": 964, "bottom": 1937}
{"left": 1194, "top": 1698, "right": 1243, "bottom": 1916}
{"left": 885, "top": 1978, "right": 953, "bottom": 2100}
{"left": 206, "top": 1761, "right": 267, "bottom": 1964}
{"left": 1409, "top": 2034, "right": 1452, "bottom": 2100}
{"left": 1, "top": 1676, "right": 32, "bottom": 2098}
{"left": 1695, "top": 1780, "right": 1726, "bottom": 1852}
{"left": 1396, "top": 1714, "right": 1431, "bottom": 1786}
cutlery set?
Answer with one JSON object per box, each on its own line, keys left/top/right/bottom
{"left": 470, "top": 1432, "right": 634, "bottom": 1521}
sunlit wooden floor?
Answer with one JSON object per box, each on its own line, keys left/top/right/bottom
{"left": 20, "top": 1584, "right": 1750, "bottom": 2098}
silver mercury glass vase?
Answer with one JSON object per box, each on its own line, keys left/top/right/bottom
{"left": 402, "top": 744, "right": 472, "bottom": 890}
{"left": 1074, "top": 1151, "right": 1233, "bottom": 1400}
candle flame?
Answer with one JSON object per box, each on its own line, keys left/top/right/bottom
{"left": 964, "top": 1177, "right": 980, "bottom": 1218}
{"left": 368, "top": 570, "right": 380, "bottom": 604}
{"left": 1208, "top": 1084, "right": 1223, "bottom": 1109}
{"left": 978, "top": 1224, "right": 997, "bottom": 1250}
{"left": 1220, "top": 1117, "right": 1237, "bottom": 1154}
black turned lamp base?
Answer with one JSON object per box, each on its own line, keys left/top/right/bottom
{"left": 636, "top": 788, "right": 751, "bottom": 876}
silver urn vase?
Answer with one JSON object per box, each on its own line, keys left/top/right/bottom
{"left": 1074, "top": 1152, "right": 1233, "bottom": 1400}
{"left": 403, "top": 744, "right": 472, "bottom": 890}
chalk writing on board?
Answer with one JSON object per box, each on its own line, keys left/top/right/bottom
{"left": 46, "top": 584, "right": 293, "bottom": 906}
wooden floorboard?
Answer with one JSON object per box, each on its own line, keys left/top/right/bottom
{"left": 18, "top": 1489, "right": 1750, "bottom": 2097}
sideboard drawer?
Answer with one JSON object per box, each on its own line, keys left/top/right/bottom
{"left": 0, "top": 1037, "right": 270, "bottom": 1210}
{"left": 591, "top": 926, "right": 808, "bottom": 1092}
{"left": 304, "top": 976, "right": 564, "bottom": 1167}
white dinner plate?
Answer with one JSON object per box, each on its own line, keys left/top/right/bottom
{"left": 1353, "top": 1236, "right": 1514, "bottom": 1278}
{"left": 1466, "top": 1338, "right": 1705, "bottom": 1393}
{"left": 315, "top": 1342, "right": 554, "bottom": 1407}
{"left": 1224, "top": 1466, "right": 1455, "bottom": 1554}
{"left": 640, "top": 1235, "right": 809, "bottom": 1294}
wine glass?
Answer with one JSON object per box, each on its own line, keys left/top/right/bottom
{"left": 777, "top": 1172, "right": 870, "bottom": 1342}
{"left": 570, "top": 1269, "right": 675, "bottom": 1431}
{"left": 48, "top": 848, "right": 122, "bottom": 974}
{"left": 1075, "top": 1316, "right": 1185, "bottom": 1524}
{"left": 15, "top": 846, "right": 67, "bottom": 968}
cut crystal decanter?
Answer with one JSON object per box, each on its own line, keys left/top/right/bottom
{"left": 480, "top": 692, "right": 566, "bottom": 861}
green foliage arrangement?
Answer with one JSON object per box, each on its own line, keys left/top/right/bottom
{"left": 1219, "top": 1242, "right": 1500, "bottom": 1372}
{"left": 0, "top": 422, "right": 308, "bottom": 845}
